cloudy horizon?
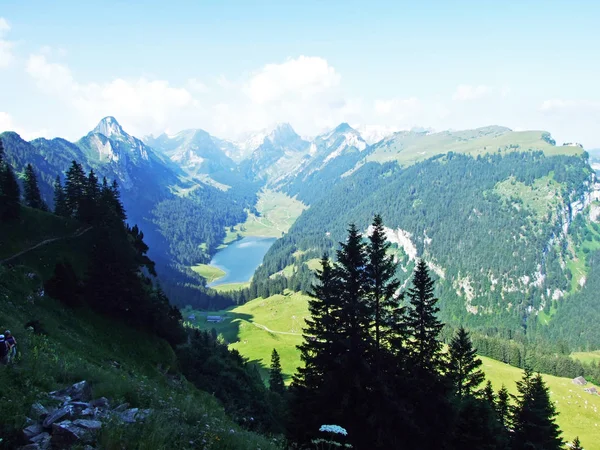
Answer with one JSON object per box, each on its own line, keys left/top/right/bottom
{"left": 1, "top": 1, "right": 599, "bottom": 147}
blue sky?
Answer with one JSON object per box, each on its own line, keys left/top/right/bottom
{"left": 0, "top": 0, "right": 599, "bottom": 146}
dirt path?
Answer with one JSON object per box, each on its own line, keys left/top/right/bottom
{"left": 0, "top": 226, "right": 92, "bottom": 265}
{"left": 250, "top": 321, "right": 303, "bottom": 336}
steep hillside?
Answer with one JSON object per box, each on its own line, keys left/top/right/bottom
{"left": 253, "top": 151, "right": 600, "bottom": 340}
{"left": 0, "top": 207, "right": 282, "bottom": 449}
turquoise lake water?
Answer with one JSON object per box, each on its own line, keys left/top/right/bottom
{"left": 208, "top": 236, "right": 276, "bottom": 286}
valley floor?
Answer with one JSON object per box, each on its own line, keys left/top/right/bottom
{"left": 186, "top": 291, "right": 600, "bottom": 448}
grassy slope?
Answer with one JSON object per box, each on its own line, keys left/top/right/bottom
{"left": 0, "top": 210, "right": 280, "bottom": 449}
{"left": 572, "top": 351, "right": 600, "bottom": 365}
{"left": 0, "top": 207, "right": 80, "bottom": 260}
{"left": 482, "top": 356, "right": 600, "bottom": 448}
{"left": 367, "top": 128, "right": 583, "bottom": 167}
{"left": 224, "top": 189, "right": 307, "bottom": 242}
{"left": 191, "top": 263, "right": 226, "bottom": 283}
{"left": 192, "top": 293, "right": 600, "bottom": 447}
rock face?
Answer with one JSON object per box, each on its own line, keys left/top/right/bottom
{"left": 19, "top": 380, "right": 152, "bottom": 450}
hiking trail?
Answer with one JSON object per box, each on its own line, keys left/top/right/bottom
{"left": 0, "top": 226, "right": 92, "bottom": 265}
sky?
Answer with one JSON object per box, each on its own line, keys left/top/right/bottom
{"left": 0, "top": 0, "right": 599, "bottom": 146}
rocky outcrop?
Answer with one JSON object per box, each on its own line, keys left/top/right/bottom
{"left": 18, "top": 381, "right": 152, "bottom": 450}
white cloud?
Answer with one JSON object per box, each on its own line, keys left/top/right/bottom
{"left": 452, "top": 84, "right": 491, "bottom": 101}
{"left": 0, "top": 17, "right": 14, "bottom": 68}
{"left": 245, "top": 56, "right": 341, "bottom": 104}
{"left": 540, "top": 98, "right": 600, "bottom": 112}
{"left": 374, "top": 97, "right": 420, "bottom": 116}
{"left": 187, "top": 78, "right": 209, "bottom": 93}
{"left": 26, "top": 52, "right": 194, "bottom": 136}
{"left": 0, "top": 111, "right": 50, "bottom": 140}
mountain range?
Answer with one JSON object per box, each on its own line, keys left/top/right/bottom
{"left": 2, "top": 117, "right": 599, "bottom": 330}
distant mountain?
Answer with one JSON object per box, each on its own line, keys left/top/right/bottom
{"left": 280, "top": 123, "right": 369, "bottom": 202}
{"left": 363, "top": 126, "right": 582, "bottom": 167}
{"left": 144, "top": 128, "right": 239, "bottom": 189}
{"left": 240, "top": 123, "right": 311, "bottom": 184}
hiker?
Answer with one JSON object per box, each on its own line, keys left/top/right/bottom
{"left": 4, "top": 330, "right": 16, "bottom": 363}
{"left": 0, "top": 334, "right": 7, "bottom": 364}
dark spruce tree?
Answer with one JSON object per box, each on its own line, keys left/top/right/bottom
{"left": 496, "top": 384, "right": 511, "bottom": 430}
{"left": 365, "top": 214, "right": 401, "bottom": 372}
{"left": 269, "top": 348, "right": 285, "bottom": 395}
{"left": 448, "top": 326, "right": 485, "bottom": 398}
{"left": 53, "top": 175, "right": 69, "bottom": 217}
{"left": 0, "top": 162, "right": 21, "bottom": 221}
{"left": 290, "top": 255, "right": 343, "bottom": 444}
{"left": 405, "top": 259, "right": 444, "bottom": 374}
{"left": 23, "top": 163, "right": 47, "bottom": 211}
{"left": 511, "top": 369, "right": 563, "bottom": 450}
{"left": 64, "top": 160, "right": 86, "bottom": 217}
{"left": 482, "top": 380, "right": 496, "bottom": 406}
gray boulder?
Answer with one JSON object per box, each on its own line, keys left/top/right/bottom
{"left": 42, "top": 405, "right": 73, "bottom": 428}
{"left": 29, "top": 432, "right": 51, "bottom": 450}
{"left": 23, "top": 423, "right": 44, "bottom": 440}
{"left": 51, "top": 420, "right": 91, "bottom": 447}
{"left": 50, "top": 380, "right": 92, "bottom": 402}
{"left": 73, "top": 419, "right": 102, "bottom": 431}
{"left": 89, "top": 397, "right": 109, "bottom": 408}
{"left": 29, "top": 403, "right": 48, "bottom": 421}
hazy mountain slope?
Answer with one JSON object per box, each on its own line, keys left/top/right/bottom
{"left": 144, "top": 129, "right": 242, "bottom": 189}
{"left": 254, "top": 151, "right": 599, "bottom": 337}
{"left": 280, "top": 123, "right": 369, "bottom": 203}
{"left": 240, "top": 123, "right": 311, "bottom": 184}
{"left": 364, "top": 126, "right": 582, "bottom": 167}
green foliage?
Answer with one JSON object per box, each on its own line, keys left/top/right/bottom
{"left": 176, "top": 329, "right": 283, "bottom": 433}
{"left": 511, "top": 369, "right": 563, "bottom": 450}
{"left": 0, "top": 161, "right": 21, "bottom": 221}
{"left": 448, "top": 327, "right": 486, "bottom": 398}
{"left": 269, "top": 348, "right": 285, "bottom": 395}
{"left": 23, "top": 163, "right": 48, "bottom": 211}
{"left": 406, "top": 260, "right": 445, "bottom": 374}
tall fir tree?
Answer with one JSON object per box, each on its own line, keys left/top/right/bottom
{"left": 448, "top": 327, "right": 486, "bottom": 398}
{"left": 496, "top": 384, "right": 511, "bottom": 430}
{"left": 23, "top": 163, "right": 47, "bottom": 211}
{"left": 53, "top": 175, "right": 69, "bottom": 217}
{"left": 482, "top": 380, "right": 496, "bottom": 406}
{"left": 405, "top": 260, "right": 444, "bottom": 373}
{"left": 64, "top": 160, "right": 86, "bottom": 217}
{"left": 1, "top": 163, "right": 21, "bottom": 220}
{"left": 365, "top": 214, "right": 401, "bottom": 371}
{"left": 291, "top": 254, "right": 343, "bottom": 444}
{"left": 511, "top": 369, "right": 563, "bottom": 450}
{"left": 269, "top": 348, "right": 285, "bottom": 395}
{"left": 78, "top": 169, "right": 100, "bottom": 223}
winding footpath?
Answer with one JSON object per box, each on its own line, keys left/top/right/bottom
{"left": 0, "top": 226, "right": 92, "bottom": 265}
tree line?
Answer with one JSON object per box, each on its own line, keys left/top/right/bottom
{"left": 285, "top": 215, "right": 577, "bottom": 449}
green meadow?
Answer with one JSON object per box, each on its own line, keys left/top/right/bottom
{"left": 189, "top": 292, "right": 600, "bottom": 447}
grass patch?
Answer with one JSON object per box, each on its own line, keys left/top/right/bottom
{"left": 191, "top": 263, "right": 226, "bottom": 283}
{"left": 572, "top": 350, "right": 600, "bottom": 365}
{"left": 227, "top": 189, "right": 307, "bottom": 239}
{"left": 366, "top": 128, "right": 583, "bottom": 167}
{"left": 212, "top": 281, "right": 251, "bottom": 292}
{"left": 192, "top": 291, "right": 600, "bottom": 446}
{"left": 187, "top": 292, "right": 310, "bottom": 382}
{"left": 0, "top": 215, "right": 281, "bottom": 449}
{"left": 0, "top": 207, "right": 79, "bottom": 260}
{"left": 494, "top": 175, "right": 561, "bottom": 220}
{"left": 481, "top": 355, "right": 600, "bottom": 447}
